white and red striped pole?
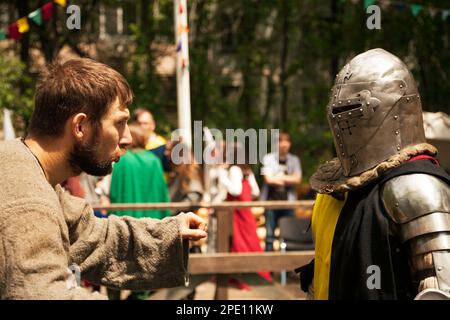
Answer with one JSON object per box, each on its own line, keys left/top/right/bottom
{"left": 174, "top": 0, "right": 192, "bottom": 149}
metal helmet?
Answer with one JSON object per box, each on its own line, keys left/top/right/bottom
{"left": 327, "top": 48, "right": 426, "bottom": 177}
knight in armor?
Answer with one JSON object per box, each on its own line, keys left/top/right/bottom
{"left": 302, "top": 48, "right": 450, "bottom": 300}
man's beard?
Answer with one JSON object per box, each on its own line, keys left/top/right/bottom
{"left": 69, "top": 136, "right": 114, "bottom": 177}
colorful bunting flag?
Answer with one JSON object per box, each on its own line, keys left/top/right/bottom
{"left": 54, "top": 0, "right": 67, "bottom": 7}
{"left": 177, "top": 42, "right": 182, "bottom": 52}
{"left": 364, "top": 0, "right": 376, "bottom": 10}
{"left": 42, "top": 2, "right": 54, "bottom": 21}
{"left": 7, "top": 22, "right": 21, "bottom": 41}
{"left": 410, "top": 4, "right": 422, "bottom": 17}
{"left": 28, "top": 8, "right": 43, "bottom": 26}
{"left": 178, "top": 25, "right": 189, "bottom": 34}
{"left": 17, "top": 17, "right": 30, "bottom": 34}
{"left": 0, "top": 31, "right": 6, "bottom": 40}
{"left": 179, "top": 3, "right": 184, "bottom": 14}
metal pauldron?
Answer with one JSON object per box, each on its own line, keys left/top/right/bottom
{"left": 381, "top": 173, "right": 450, "bottom": 297}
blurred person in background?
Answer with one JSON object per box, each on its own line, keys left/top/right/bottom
{"left": 221, "top": 143, "right": 272, "bottom": 289}
{"left": 261, "top": 132, "right": 302, "bottom": 251}
{"left": 133, "top": 108, "right": 169, "bottom": 171}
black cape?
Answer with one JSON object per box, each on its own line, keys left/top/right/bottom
{"left": 328, "top": 159, "right": 450, "bottom": 300}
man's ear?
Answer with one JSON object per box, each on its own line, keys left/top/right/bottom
{"left": 71, "top": 113, "right": 88, "bottom": 141}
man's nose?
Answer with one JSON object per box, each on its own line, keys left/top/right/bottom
{"left": 119, "top": 124, "right": 133, "bottom": 149}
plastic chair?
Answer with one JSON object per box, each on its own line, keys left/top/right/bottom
{"left": 279, "top": 216, "right": 314, "bottom": 285}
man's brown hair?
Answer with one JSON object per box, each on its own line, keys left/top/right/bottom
{"left": 28, "top": 58, "right": 133, "bottom": 137}
{"left": 279, "top": 131, "right": 291, "bottom": 142}
{"left": 132, "top": 108, "right": 152, "bottom": 122}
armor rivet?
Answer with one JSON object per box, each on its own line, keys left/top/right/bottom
{"left": 394, "top": 116, "right": 398, "bottom": 120}
{"left": 348, "top": 112, "right": 352, "bottom": 115}
{"left": 395, "top": 203, "right": 399, "bottom": 207}
{"left": 341, "top": 153, "right": 345, "bottom": 156}
{"left": 334, "top": 95, "right": 337, "bottom": 98}
{"left": 397, "top": 146, "right": 401, "bottom": 151}
{"left": 339, "top": 144, "right": 343, "bottom": 147}
{"left": 339, "top": 101, "right": 342, "bottom": 105}
{"left": 333, "top": 104, "right": 336, "bottom": 107}
{"left": 367, "top": 102, "right": 370, "bottom": 106}
{"left": 359, "top": 108, "right": 363, "bottom": 112}
{"left": 395, "top": 131, "right": 399, "bottom": 135}
{"left": 438, "top": 267, "right": 443, "bottom": 271}
{"left": 347, "top": 100, "right": 351, "bottom": 103}
{"left": 338, "top": 115, "right": 341, "bottom": 118}
{"left": 400, "top": 84, "right": 403, "bottom": 88}
{"left": 337, "top": 134, "right": 340, "bottom": 138}
{"left": 406, "top": 97, "right": 410, "bottom": 102}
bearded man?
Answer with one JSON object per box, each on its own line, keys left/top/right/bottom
{"left": 0, "top": 59, "right": 206, "bottom": 299}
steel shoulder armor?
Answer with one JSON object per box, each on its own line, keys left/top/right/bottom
{"left": 382, "top": 173, "right": 450, "bottom": 299}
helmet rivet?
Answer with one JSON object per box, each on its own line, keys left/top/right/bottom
{"left": 394, "top": 115, "right": 398, "bottom": 120}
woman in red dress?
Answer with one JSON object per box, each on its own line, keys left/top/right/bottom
{"left": 221, "top": 161, "right": 273, "bottom": 288}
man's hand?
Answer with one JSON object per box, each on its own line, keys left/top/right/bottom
{"left": 177, "top": 212, "right": 208, "bottom": 241}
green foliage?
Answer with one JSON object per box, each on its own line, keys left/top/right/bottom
{"left": 3, "top": 0, "right": 450, "bottom": 182}
{"left": 0, "top": 52, "right": 34, "bottom": 133}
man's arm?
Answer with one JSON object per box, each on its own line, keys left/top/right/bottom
{"left": 262, "top": 154, "right": 285, "bottom": 186}
{"left": 59, "top": 188, "right": 205, "bottom": 291}
{"left": 0, "top": 200, "right": 106, "bottom": 299}
{"left": 282, "top": 156, "right": 302, "bottom": 186}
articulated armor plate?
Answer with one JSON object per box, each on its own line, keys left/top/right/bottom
{"left": 382, "top": 174, "right": 450, "bottom": 298}
{"left": 327, "top": 48, "right": 426, "bottom": 177}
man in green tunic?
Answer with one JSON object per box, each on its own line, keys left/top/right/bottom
{"left": 109, "top": 124, "right": 171, "bottom": 219}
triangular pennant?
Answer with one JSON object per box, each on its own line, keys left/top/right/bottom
{"left": 176, "top": 42, "right": 182, "bottom": 52}
{"left": 7, "top": 22, "right": 21, "bottom": 41}
{"left": 364, "top": 0, "right": 376, "bottom": 10}
{"left": 28, "top": 8, "right": 43, "bottom": 26}
{"left": 179, "top": 3, "right": 183, "bottom": 14}
{"left": 428, "top": 7, "right": 438, "bottom": 18}
{"left": 0, "top": 31, "right": 6, "bottom": 40}
{"left": 17, "top": 17, "right": 30, "bottom": 34}
{"left": 410, "top": 4, "right": 422, "bottom": 17}
{"left": 442, "top": 10, "right": 450, "bottom": 21}
{"left": 54, "top": 0, "right": 67, "bottom": 7}
{"left": 178, "top": 25, "right": 189, "bottom": 34}
{"left": 42, "top": 2, "right": 54, "bottom": 21}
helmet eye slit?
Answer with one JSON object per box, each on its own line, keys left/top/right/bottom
{"left": 332, "top": 103, "right": 362, "bottom": 115}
